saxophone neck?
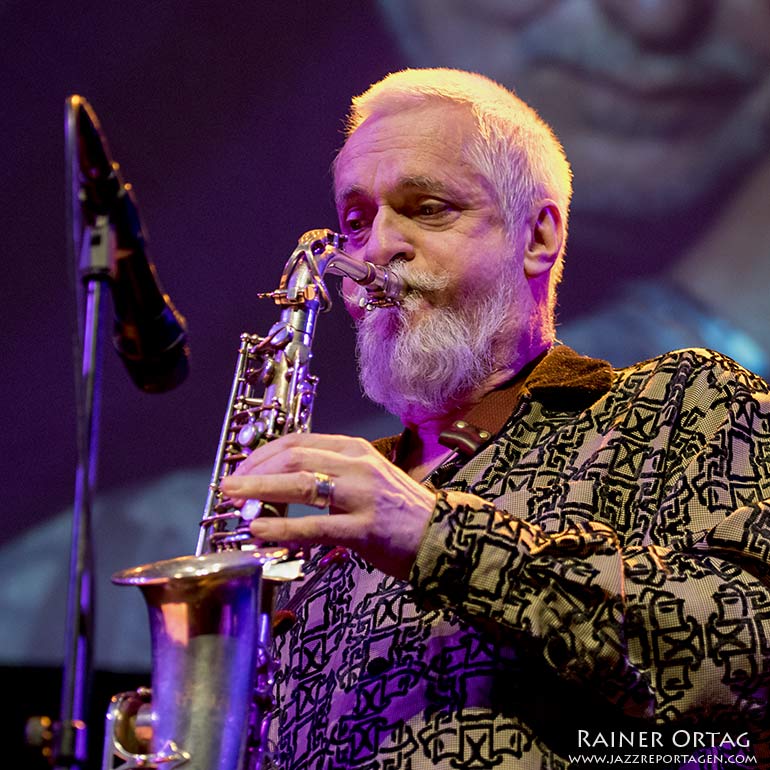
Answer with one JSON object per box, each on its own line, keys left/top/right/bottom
{"left": 278, "top": 229, "right": 408, "bottom": 311}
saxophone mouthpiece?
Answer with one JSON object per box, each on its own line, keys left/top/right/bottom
{"left": 363, "top": 264, "right": 408, "bottom": 309}
{"left": 312, "top": 229, "right": 409, "bottom": 309}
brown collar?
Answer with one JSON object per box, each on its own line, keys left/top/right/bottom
{"left": 372, "top": 346, "right": 614, "bottom": 462}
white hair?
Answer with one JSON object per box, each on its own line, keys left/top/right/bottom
{"left": 340, "top": 68, "right": 573, "bottom": 340}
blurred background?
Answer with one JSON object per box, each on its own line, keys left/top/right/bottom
{"left": 2, "top": 0, "right": 769, "bottom": 765}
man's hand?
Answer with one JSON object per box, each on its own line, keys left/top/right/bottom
{"left": 219, "top": 433, "right": 437, "bottom": 580}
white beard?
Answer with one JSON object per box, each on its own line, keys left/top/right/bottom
{"left": 354, "top": 263, "right": 528, "bottom": 420}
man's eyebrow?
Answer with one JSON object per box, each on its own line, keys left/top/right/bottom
{"left": 335, "top": 176, "right": 461, "bottom": 207}
{"left": 398, "top": 175, "right": 457, "bottom": 195}
{"left": 335, "top": 184, "right": 367, "bottom": 208}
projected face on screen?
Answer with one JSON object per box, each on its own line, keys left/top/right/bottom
{"left": 381, "top": 0, "right": 770, "bottom": 220}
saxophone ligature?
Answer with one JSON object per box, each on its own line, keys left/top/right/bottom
{"left": 101, "top": 230, "right": 407, "bottom": 770}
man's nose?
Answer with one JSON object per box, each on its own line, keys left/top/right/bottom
{"left": 596, "top": 0, "right": 715, "bottom": 51}
{"left": 364, "top": 209, "right": 415, "bottom": 266}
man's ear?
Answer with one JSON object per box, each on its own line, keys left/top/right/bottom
{"left": 523, "top": 201, "right": 564, "bottom": 278}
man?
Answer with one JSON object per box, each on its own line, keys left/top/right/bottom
{"left": 222, "top": 70, "right": 770, "bottom": 768}
{"left": 380, "top": 0, "right": 770, "bottom": 376}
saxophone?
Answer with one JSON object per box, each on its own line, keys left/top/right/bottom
{"left": 101, "top": 229, "right": 407, "bottom": 770}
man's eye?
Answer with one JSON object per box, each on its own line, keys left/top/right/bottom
{"left": 344, "top": 213, "right": 367, "bottom": 232}
{"left": 416, "top": 200, "right": 449, "bottom": 217}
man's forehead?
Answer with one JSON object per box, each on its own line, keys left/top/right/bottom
{"left": 333, "top": 105, "right": 481, "bottom": 201}
{"left": 345, "top": 103, "right": 476, "bottom": 158}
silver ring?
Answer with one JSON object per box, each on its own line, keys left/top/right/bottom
{"left": 309, "top": 472, "right": 334, "bottom": 509}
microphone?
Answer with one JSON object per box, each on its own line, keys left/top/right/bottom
{"left": 70, "top": 96, "right": 190, "bottom": 393}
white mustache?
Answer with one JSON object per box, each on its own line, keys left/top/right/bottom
{"left": 344, "top": 261, "right": 450, "bottom": 308}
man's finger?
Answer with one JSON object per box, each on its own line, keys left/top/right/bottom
{"left": 249, "top": 511, "right": 358, "bottom": 547}
{"left": 222, "top": 471, "right": 322, "bottom": 506}
{"left": 234, "top": 432, "right": 373, "bottom": 474}
{"left": 230, "top": 447, "right": 350, "bottom": 479}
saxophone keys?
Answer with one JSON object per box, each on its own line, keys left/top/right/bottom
{"left": 237, "top": 419, "right": 266, "bottom": 449}
{"left": 241, "top": 499, "right": 263, "bottom": 520}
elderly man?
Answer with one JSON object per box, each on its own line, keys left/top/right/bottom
{"left": 222, "top": 70, "right": 770, "bottom": 769}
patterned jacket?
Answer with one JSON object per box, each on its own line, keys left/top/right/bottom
{"left": 271, "top": 347, "right": 770, "bottom": 769}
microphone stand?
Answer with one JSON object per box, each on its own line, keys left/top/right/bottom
{"left": 31, "top": 93, "right": 187, "bottom": 768}
{"left": 54, "top": 99, "right": 114, "bottom": 770}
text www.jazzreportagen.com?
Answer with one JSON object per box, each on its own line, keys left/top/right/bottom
{"left": 567, "top": 754, "right": 757, "bottom": 765}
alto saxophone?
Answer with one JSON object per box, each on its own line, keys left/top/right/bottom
{"left": 101, "top": 229, "right": 407, "bottom": 770}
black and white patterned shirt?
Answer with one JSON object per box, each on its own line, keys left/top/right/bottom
{"left": 272, "top": 347, "right": 770, "bottom": 769}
